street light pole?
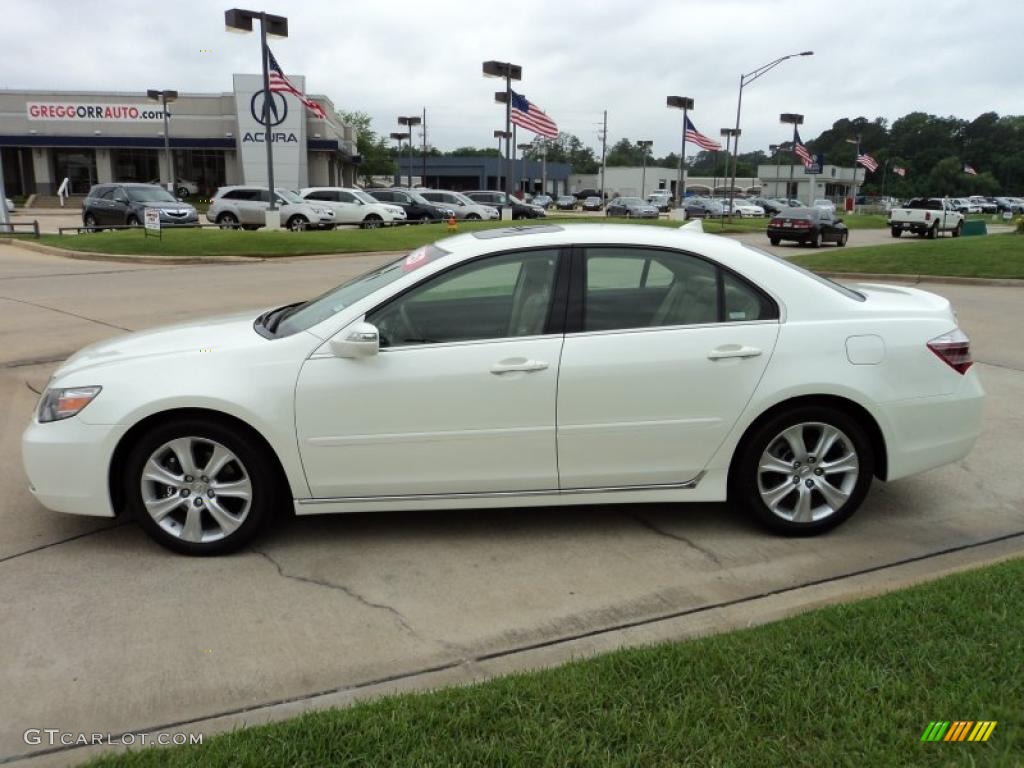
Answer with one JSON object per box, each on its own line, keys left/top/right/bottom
{"left": 225, "top": 8, "right": 289, "bottom": 213}
{"left": 518, "top": 142, "right": 531, "bottom": 196}
{"left": 769, "top": 143, "right": 780, "bottom": 198}
{"left": 389, "top": 132, "right": 409, "bottom": 185}
{"left": 482, "top": 61, "right": 522, "bottom": 199}
{"left": 726, "top": 51, "right": 813, "bottom": 220}
{"left": 147, "top": 89, "right": 178, "bottom": 194}
{"left": 638, "top": 140, "right": 653, "bottom": 198}
{"left": 845, "top": 134, "right": 862, "bottom": 210}
{"left": 720, "top": 128, "right": 740, "bottom": 204}
{"left": 398, "top": 116, "right": 421, "bottom": 188}
{"left": 493, "top": 129, "right": 511, "bottom": 198}
{"left": 666, "top": 96, "right": 694, "bottom": 206}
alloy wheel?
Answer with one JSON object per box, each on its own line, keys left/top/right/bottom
{"left": 756, "top": 422, "right": 859, "bottom": 524}
{"left": 140, "top": 436, "right": 253, "bottom": 544}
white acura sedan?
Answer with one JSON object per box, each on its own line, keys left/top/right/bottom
{"left": 22, "top": 223, "right": 984, "bottom": 555}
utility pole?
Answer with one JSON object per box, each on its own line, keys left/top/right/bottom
{"left": 421, "top": 107, "right": 427, "bottom": 186}
{"left": 599, "top": 110, "right": 607, "bottom": 203}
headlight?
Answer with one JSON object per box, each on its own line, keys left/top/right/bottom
{"left": 38, "top": 386, "right": 102, "bottom": 423}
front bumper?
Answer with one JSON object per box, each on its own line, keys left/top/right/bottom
{"left": 22, "top": 416, "right": 125, "bottom": 517}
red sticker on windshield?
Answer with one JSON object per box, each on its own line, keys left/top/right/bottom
{"left": 402, "top": 246, "right": 433, "bottom": 272}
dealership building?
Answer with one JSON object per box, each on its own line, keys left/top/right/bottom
{"left": 0, "top": 75, "right": 359, "bottom": 198}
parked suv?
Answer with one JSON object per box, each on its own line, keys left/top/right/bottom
{"left": 418, "top": 190, "right": 500, "bottom": 220}
{"left": 299, "top": 187, "right": 406, "bottom": 228}
{"left": 206, "top": 186, "right": 335, "bottom": 230}
{"left": 365, "top": 188, "right": 452, "bottom": 223}
{"left": 82, "top": 183, "right": 198, "bottom": 229}
{"left": 464, "top": 190, "right": 545, "bottom": 219}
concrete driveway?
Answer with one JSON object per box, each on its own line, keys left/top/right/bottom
{"left": 1, "top": 243, "right": 1022, "bottom": 765}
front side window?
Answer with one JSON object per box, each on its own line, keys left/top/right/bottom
{"left": 337, "top": 191, "right": 356, "bottom": 203}
{"left": 582, "top": 247, "right": 777, "bottom": 332}
{"left": 367, "top": 249, "right": 560, "bottom": 348}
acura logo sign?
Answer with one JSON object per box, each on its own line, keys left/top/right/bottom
{"left": 250, "top": 89, "right": 288, "bottom": 127}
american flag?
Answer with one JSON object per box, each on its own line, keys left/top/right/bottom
{"left": 684, "top": 117, "right": 721, "bottom": 151}
{"left": 856, "top": 153, "right": 879, "bottom": 172}
{"left": 793, "top": 130, "right": 813, "bottom": 167}
{"left": 510, "top": 91, "right": 558, "bottom": 139}
{"left": 963, "top": 164, "right": 977, "bottom": 176}
{"left": 267, "top": 48, "right": 326, "bottom": 119}
{"left": 893, "top": 166, "right": 907, "bottom": 177}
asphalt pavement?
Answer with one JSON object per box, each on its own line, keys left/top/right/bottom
{"left": 1, "top": 243, "right": 1022, "bottom": 765}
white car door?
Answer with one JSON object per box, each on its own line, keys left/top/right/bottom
{"left": 295, "top": 247, "right": 565, "bottom": 498}
{"left": 556, "top": 246, "right": 780, "bottom": 489}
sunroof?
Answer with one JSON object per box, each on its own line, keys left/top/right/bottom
{"left": 471, "top": 225, "right": 564, "bottom": 239}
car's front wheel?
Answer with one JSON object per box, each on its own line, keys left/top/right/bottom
{"left": 809, "top": 230, "right": 822, "bottom": 248}
{"left": 125, "top": 419, "right": 277, "bottom": 555}
{"left": 361, "top": 214, "right": 383, "bottom": 229}
{"left": 83, "top": 212, "right": 98, "bottom": 231}
{"left": 837, "top": 231, "right": 849, "bottom": 247}
{"left": 287, "top": 215, "right": 309, "bottom": 231}
{"left": 217, "top": 213, "right": 238, "bottom": 230}
{"left": 732, "top": 406, "right": 874, "bottom": 536}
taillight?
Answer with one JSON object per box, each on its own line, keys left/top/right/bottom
{"left": 927, "top": 328, "right": 973, "bottom": 374}
{"left": 770, "top": 218, "right": 782, "bottom": 227}
{"left": 793, "top": 219, "right": 810, "bottom": 228}
{"left": 925, "top": 211, "right": 932, "bottom": 221}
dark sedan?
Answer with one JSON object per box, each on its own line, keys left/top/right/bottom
{"left": 682, "top": 198, "right": 725, "bottom": 219}
{"left": 605, "top": 197, "right": 660, "bottom": 218}
{"left": 580, "top": 196, "right": 603, "bottom": 211}
{"left": 555, "top": 195, "right": 577, "bottom": 210}
{"left": 767, "top": 207, "right": 849, "bottom": 248}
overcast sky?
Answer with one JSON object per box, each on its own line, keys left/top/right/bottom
{"left": 3, "top": 0, "right": 1020, "bottom": 159}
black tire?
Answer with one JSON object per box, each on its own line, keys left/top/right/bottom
{"left": 418, "top": 214, "right": 432, "bottom": 224}
{"left": 466, "top": 213, "right": 481, "bottom": 221}
{"left": 217, "top": 213, "right": 239, "bottom": 230}
{"left": 837, "top": 231, "right": 849, "bottom": 247}
{"left": 83, "top": 212, "right": 98, "bottom": 231}
{"left": 176, "top": 187, "right": 190, "bottom": 199}
{"left": 809, "top": 230, "right": 822, "bottom": 248}
{"left": 126, "top": 215, "right": 140, "bottom": 227}
{"left": 890, "top": 226, "right": 901, "bottom": 238}
{"left": 952, "top": 221, "right": 963, "bottom": 238}
{"left": 361, "top": 214, "right": 383, "bottom": 229}
{"left": 731, "top": 405, "right": 875, "bottom": 536}
{"left": 769, "top": 236, "right": 781, "bottom": 246}
{"left": 124, "top": 418, "right": 278, "bottom": 555}
{"left": 926, "top": 223, "right": 938, "bottom": 239}
{"left": 287, "top": 215, "right": 309, "bottom": 232}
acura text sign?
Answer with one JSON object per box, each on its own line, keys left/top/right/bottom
{"left": 233, "top": 74, "right": 307, "bottom": 191}
{"left": 27, "top": 103, "right": 167, "bottom": 121}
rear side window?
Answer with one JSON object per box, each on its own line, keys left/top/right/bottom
{"left": 222, "top": 189, "right": 257, "bottom": 201}
{"left": 581, "top": 247, "right": 777, "bottom": 332}
{"left": 304, "top": 190, "right": 333, "bottom": 202}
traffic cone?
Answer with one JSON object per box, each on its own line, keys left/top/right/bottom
{"left": 446, "top": 215, "right": 458, "bottom": 232}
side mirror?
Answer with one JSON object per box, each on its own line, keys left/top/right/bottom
{"left": 834, "top": 217, "right": 843, "bottom": 224}
{"left": 329, "top": 321, "right": 379, "bottom": 358}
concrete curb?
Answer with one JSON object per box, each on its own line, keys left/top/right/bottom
{"left": 818, "top": 271, "right": 1024, "bottom": 288}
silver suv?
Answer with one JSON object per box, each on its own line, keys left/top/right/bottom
{"left": 418, "top": 190, "right": 500, "bottom": 220}
{"left": 206, "top": 186, "right": 335, "bottom": 231}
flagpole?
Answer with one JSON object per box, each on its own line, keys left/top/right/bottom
{"left": 259, "top": 12, "right": 276, "bottom": 212}
{"left": 880, "top": 158, "right": 888, "bottom": 204}
{"left": 680, "top": 104, "right": 688, "bottom": 205}
{"left": 511, "top": 124, "right": 517, "bottom": 197}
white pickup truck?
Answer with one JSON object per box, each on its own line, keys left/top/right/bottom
{"left": 888, "top": 198, "right": 964, "bottom": 238}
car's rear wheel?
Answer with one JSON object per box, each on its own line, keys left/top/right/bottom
{"left": 217, "top": 213, "right": 239, "bottom": 229}
{"left": 126, "top": 214, "right": 140, "bottom": 227}
{"left": 952, "top": 221, "right": 963, "bottom": 238}
{"left": 732, "top": 406, "right": 874, "bottom": 535}
{"left": 809, "top": 230, "right": 822, "bottom": 248}
{"left": 287, "top": 215, "right": 309, "bottom": 231}
{"left": 890, "top": 226, "right": 901, "bottom": 238}
{"left": 927, "top": 223, "right": 938, "bottom": 239}
{"left": 361, "top": 214, "right": 383, "bottom": 229}
{"left": 837, "top": 231, "right": 849, "bottom": 247}
{"left": 125, "top": 419, "right": 277, "bottom": 555}
{"left": 769, "top": 236, "right": 780, "bottom": 246}
{"left": 176, "top": 187, "right": 190, "bottom": 199}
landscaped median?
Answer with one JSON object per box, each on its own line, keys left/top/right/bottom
{"left": 84, "top": 557, "right": 1022, "bottom": 767}
{"left": 791, "top": 233, "right": 1024, "bottom": 280}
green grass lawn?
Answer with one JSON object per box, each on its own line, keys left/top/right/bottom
{"left": 86, "top": 557, "right": 1023, "bottom": 767}
{"left": 791, "top": 233, "right": 1024, "bottom": 279}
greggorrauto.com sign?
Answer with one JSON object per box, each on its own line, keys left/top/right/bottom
{"left": 26, "top": 103, "right": 168, "bottom": 121}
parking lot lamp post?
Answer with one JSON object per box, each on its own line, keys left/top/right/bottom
{"left": 398, "top": 116, "right": 421, "bottom": 188}
{"left": 146, "top": 90, "right": 178, "bottom": 194}
{"left": 780, "top": 113, "right": 804, "bottom": 203}
{"left": 517, "top": 142, "right": 531, "bottom": 196}
{"left": 845, "top": 134, "right": 862, "bottom": 209}
{"left": 493, "top": 130, "right": 511, "bottom": 191}
{"left": 225, "top": 9, "right": 288, "bottom": 212}
{"left": 769, "top": 143, "right": 780, "bottom": 198}
{"left": 389, "top": 132, "right": 409, "bottom": 185}
{"left": 0, "top": 151, "right": 8, "bottom": 230}
{"left": 720, "top": 129, "right": 740, "bottom": 200}
{"left": 726, "top": 51, "right": 813, "bottom": 220}
{"left": 666, "top": 96, "right": 693, "bottom": 205}
{"left": 482, "top": 61, "right": 522, "bottom": 198}
{"left": 637, "top": 140, "right": 653, "bottom": 198}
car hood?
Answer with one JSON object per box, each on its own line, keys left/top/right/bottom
{"left": 53, "top": 310, "right": 267, "bottom": 379}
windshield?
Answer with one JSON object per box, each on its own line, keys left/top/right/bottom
{"left": 126, "top": 186, "right": 177, "bottom": 203}
{"left": 274, "top": 245, "right": 450, "bottom": 336}
{"left": 451, "top": 192, "right": 476, "bottom": 206}
{"left": 276, "top": 188, "right": 304, "bottom": 204}
{"left": 617, "top": 197, "right": 643, "bottom": 205}
{"left": 408, "top": 191, "right": 433, "bottom": 205}
{"left": 742, "top": 244, "right": 864, "bottom": 302}
{"left": 353, "top": 190, "right": 378, "bottom": 205}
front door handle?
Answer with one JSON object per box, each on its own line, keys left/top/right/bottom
{"left": 491, "top": 358, "right": 549, "bottom": 374}
{"left": 708, "top": 345, "right": 763, "bottom": 360}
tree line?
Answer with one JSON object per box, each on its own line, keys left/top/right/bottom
{"left": 342, "top": 110, "right": 1024, "bottom": 195}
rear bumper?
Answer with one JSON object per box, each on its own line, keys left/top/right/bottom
{"left": 880, "top": 371, "right": 985, "bottom": 481}
{"left": 22, "top": 416, "right": 124, "bottom": 517}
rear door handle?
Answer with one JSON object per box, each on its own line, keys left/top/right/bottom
{"left": 491, "top": 358, "right": 549, "bottom": 374}
{"left": 707, "top": 345, "right": 763, "bottom": 360}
